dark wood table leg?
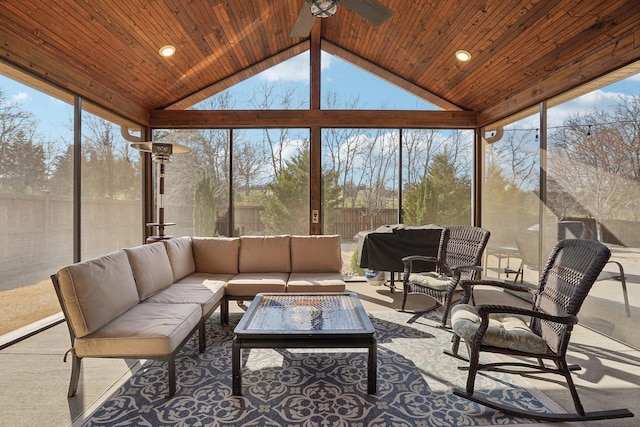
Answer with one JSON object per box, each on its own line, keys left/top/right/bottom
{"left": 232, "top": 337, "right": 242, "bottom": 395}
{"left": 367, "top": 338, "right": 377, "bottom": 394}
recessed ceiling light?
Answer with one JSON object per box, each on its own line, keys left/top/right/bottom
{"left": 159, "top": 45, "right": 176, "bottom": 57}
{"left": 455, "top": 50, "right": 472, "bottom": 62}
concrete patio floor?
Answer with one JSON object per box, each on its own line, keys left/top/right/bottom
{"left": 1, "top": 279, "right": 638, "bottom": 427}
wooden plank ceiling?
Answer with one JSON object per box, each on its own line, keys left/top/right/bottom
{"left": 0, "top": 0, "right": 638, "bottom": 127}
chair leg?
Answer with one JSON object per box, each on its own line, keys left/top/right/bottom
{"left": 559, "top": 360, "right": 586, "bottom": 416}
{"left": 67, "top": 353, "right": 82, "bottom": 398}
{"left": 400, "top": 284, "right": 410, "bottom": 311}
{"left": 440, "top": 299, "right": 453, "bottom": 327}
{"left": 608, "top": 260, "right": 631, "bottom": 317}
{"left": 198, "top": 320, "right": 206, "bottom": 353}
{"left": 465, "top": 344, "right": 481, "bottom": 394}
{"left": 220, "top": 298, "right": 229, "bottom": 325}
{"left": 167, "top": 356, "right": 176, "bottom": 398}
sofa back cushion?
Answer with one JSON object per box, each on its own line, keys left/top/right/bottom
{"left": 124, "top": 242, "right": 174, "bottom": 300}
{"left": 290, "top": 235, "right": 343, "bottom": 273}
{"left": 164, "top": 236, "right": 196, "bottom": 281}
{"left": 55, "top": 251, "right": 139, "bottom": 338}
{"left": 192, "top": 237, "right": 240, "bottom": 274}
{"left": 239, "top": 235, "right": 291, "bottom": 273}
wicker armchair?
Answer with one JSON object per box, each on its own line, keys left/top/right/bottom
{"left": 449, "top": 238, "right": 633, "bottom": 422}
{"left": 400, "top": 226, "right": 490, "bottom": 327}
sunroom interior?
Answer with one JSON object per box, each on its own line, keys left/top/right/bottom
{"left": 1, "top": 0, "right": 640, "bottom": 425}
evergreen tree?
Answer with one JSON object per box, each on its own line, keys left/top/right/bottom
{"left": 49, "top": 145, "right": 74, "bottom": 196}
{"left": 402, "top": 150, "right": 471, "bottom": 226}
{"left": 193, "top": 172, "right": 217, "bottom": 236}
{"left": 3, "top": 129, "right": 46, "bottom": 193}
{"left": 262, "top": 147, "right": 342, "bottom": 234}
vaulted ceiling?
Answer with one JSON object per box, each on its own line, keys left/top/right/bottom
{"left": 0, "top": 0, "right": 639, "bottom": 128}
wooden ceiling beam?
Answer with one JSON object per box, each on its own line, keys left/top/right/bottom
{"left": 479, "top": 26, "right": 640, "bottom": 126}
{"left": 0, "top": 25, "right": 149, "bottom": 125}
{"left": 149, "top": 109, "right": 477, "bottom": 129}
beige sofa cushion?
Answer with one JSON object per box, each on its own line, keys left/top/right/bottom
{"left": 239, "top": 235, "right": 291, "bottom": 273}
{"left": 290, "top": 235, "right": 343, "bottom": 273}
{"left": 192, "top": 237, "right": 240, "bottom": 274}
{"left": 164, "top": 236, "right": 196, "bottom": 282}
{"left": 124, "top": 242, "right": 174, "bottom": 300}
{"left": 226, "top": 272, "right": 288, "bottom": 296}
{"left": 286, "top": 272, "right": 346, "bottom": 292}
{"left": 55, "top": 251, "right": 140, "bottom": 338}
{"left": 145, "top": 280, "right": 225, "bottom": 317}
{"left": 174, "top": 272, "right": 234, "bottom": 285}
{"left": 74, "top": 302, "right": 201, "bottom": 357}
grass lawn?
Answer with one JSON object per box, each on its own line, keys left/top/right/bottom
{"left": 0, "top": 280, "right": 60, "bottom": 336}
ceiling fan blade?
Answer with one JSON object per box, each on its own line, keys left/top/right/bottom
{"left": 290, "top": 2, "right": 316, "bottom": 38}
{"left": 342, "top": 0, "right": 394, "bottom": 26}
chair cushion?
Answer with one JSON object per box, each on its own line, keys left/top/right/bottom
{"left": 74, "top": 302, "right": 201, "bottom": 357}
{"left": 287, "top": 272, "right": 346, "bottom": 292}
{"left": 124, "top": 242, "right": 174, "bottom": 300}
{"left": 408, "top": 272, "right": 451, "bottom": 291}
{"left": 55, "top": 251, "right": 140, "bottom": 338}
{"left": 144, "top": 280, "right": 225, "bottom": 317}
{"left": 239, "top": 235, "right": 291, "bottom": 273}
{"left": 225, "top": 272, "right": 288, "bottom": 296}
{"left": 164, "top": 236, "right": 196, "bottom": 282}
{"left": 290, "top": 235, "right": 343, "bottom": 273}
{"left": 451, "top": 304, "right": 548, "bottom": 354}
{"left": 192, "top": 237, "right": 240, "bottom": 274}
{"left": 174, "top": 272, "right": 234, "bottom": 285}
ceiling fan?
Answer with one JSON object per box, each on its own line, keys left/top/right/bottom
{"left": 290, "top": 0, "right": 394, "bottom": 38}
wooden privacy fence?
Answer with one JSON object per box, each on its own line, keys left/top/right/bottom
{"left": 174, "top": 205, "right": 399, "bottom": 240}
{"left": 3, "top": 195, "right": 639, "bottom": 291}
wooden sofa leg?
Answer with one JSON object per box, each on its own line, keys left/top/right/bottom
{"left": 68, "top": 353, "right": 81, "bottom": 398}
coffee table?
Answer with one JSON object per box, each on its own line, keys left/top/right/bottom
{"left": 232, "top": 292, "right": 377, "bottom": 395}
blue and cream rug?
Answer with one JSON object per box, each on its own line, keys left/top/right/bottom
{"left": 78, "top": 311, "right": 560, "bottom": 426}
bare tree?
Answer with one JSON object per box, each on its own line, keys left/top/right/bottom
{"left": 250, "top": 80, "right": 304, "bottom": 179}
{"left": 322, "top": 91, "right": 367, "bottom": 207}
{"left": 354, "top": 129, "right": 398, "bottom": 228}
{"left": 403, "top": 128, "right": 443, "bottom": 186}
{"left": 81, "top": 115, "right": 137, "bottom": 199}
{"left": 549, "top": 108, "right": 633, "bottom": 239}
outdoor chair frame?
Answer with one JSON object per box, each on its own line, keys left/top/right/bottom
{"left": 447, "top": 238, "right": 633, "bottom": 422}
{"left": 400, "top": 226, "right": 490, "bottom": 327}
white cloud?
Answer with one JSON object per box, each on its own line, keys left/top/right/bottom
{"left": 11, "top": 91, "right": 30, "bottom": 103}
{"left": 547, "top": 89, "right": 630, "bottom": 127}
{"left": 258, "top": 51, "right": 333, "bottom": 83}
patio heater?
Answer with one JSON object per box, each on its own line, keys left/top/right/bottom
{"left": 131, "top": 141, "right": 190, "bottom": 243}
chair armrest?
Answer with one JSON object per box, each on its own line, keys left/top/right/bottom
{"left": 476, "top": 304, "right": 578, "bottom": 326}
{"left": 401, "top": 255, "right": 439, "bottom": 277}
{"left": 402, "top": 255, "right": 438, "bottom": 264}
{"left": 459, "top": 279, "right": 534, "bottom": 293}
{"left": 457, "top": 279, "right": 535, "bottom": 304}
{"left": 450, "top": 264, "right": 483, "bottom": 274}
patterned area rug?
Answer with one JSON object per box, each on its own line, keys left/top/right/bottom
{"left": 80, "top": 311, "right": 559, "bottom": 426}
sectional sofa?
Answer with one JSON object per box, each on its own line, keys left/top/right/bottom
{"left": 50, "top": 234, "right": 345, "bottom": 398}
